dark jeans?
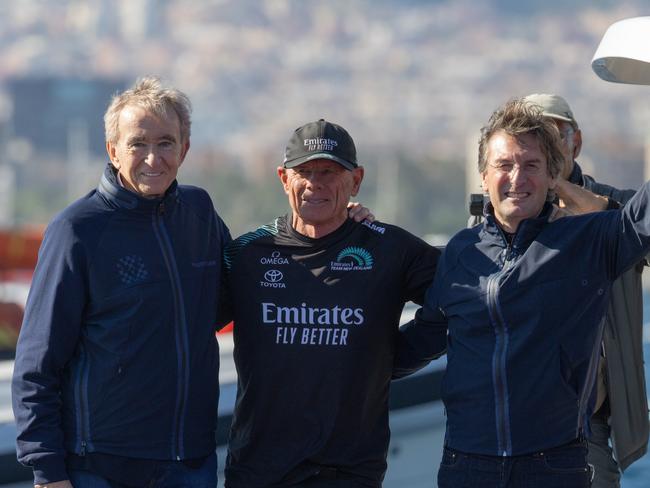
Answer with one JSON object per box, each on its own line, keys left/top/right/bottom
{"left": 68, "top": 452, "right": 218, "bottom": 488}
{"left": 285, "top": 468, "right": 378, "bottom": 488}
{"left": 588, "top": 414, "right": 620, "bottom": 488}
{"left": 290, "top": 481, "right": 375, "bottom": 488}
{"left": 437, "top": 440, "right": 593, "bottom": 488}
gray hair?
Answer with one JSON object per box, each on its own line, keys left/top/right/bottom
{"left": 104, "top": 76, "right": 192, "bottom": 144}
{"left": 478, "top": 98, "right": 564, "bottom": 179}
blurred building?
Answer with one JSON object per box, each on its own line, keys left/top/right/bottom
{"left": 5, "top": 77, "right": 126, "bottom": 158}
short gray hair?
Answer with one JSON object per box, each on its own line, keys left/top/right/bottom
{"left": 104, "top": 76, "right": 192, "bottom": 144}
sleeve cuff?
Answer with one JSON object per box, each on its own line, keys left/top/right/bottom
{"left": 606, "top": 197, "right": 621, "bottom": 210}
{"left": 33, "top": 454, "right": 68, "bottom": 485}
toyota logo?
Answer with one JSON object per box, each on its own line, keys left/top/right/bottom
{"left": 264, "top": 269, "right": 283, "bottom": 282}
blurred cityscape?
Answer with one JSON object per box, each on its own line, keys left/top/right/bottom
{"left": 2, "top": 2, "right": 650, "bottom": 484}
{"left": 0, "top": 0, "right": 648, "bottom": 238}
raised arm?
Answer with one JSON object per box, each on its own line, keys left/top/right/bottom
{"left": 599, "top": 179, "right": 650, "bottom": 279}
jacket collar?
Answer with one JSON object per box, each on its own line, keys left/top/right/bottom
{"left": 567, "top": 161, "right": 584, "bottom": 186}
{"left": 97, "top": 163, "right": 178, "bottom": 213}
{"left": 481, "top": 201, "right": 554, "bottom": 250}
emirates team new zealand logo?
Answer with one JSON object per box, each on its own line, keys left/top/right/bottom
{"left": 330, "top": 246, "right": 374, "bottom": 271}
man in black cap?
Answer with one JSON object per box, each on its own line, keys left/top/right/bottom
{"left": 220, "top": 119, "right": 444, "bottom": 487}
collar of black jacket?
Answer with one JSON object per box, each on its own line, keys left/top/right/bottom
{"left": 482, "top": 201, "right": 555, "bottom": 250}
{"left": 567, "top": 161, "right": 584, "bottom": 186}
{"left": 97, "top": 163, "right": 179, "bottom": 214}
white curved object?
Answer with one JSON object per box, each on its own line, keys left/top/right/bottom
{"left": 592, "top": 16, "right": 650, "bottom": 85}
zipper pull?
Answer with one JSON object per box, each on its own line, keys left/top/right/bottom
{"left": 80, "top": 440, "right": 87, "bottom": 456}
{"left": 158, "top": 202, "right": 165, "bottom": 215}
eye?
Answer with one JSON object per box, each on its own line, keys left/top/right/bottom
{"left": 526, "top": 163, "right": 541, "bottom": 173}
{"left": 498, "top": 163, "right": 513, "bottom": 172}
{"left": 128, "top": 142, "right": 146, "bottom": 151}
{"left": 159, "top": 140, "right": 174, "bottom": 149}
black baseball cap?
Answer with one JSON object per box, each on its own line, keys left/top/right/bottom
{"left": 283, "top": 119, "right": 358, "bottom": 170}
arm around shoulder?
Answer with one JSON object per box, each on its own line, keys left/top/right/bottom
{"left": 393, "top": 283, "right": 448, "bottom": 379}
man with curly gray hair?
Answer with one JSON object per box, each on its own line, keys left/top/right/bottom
{"left": 12, "top": 77, "right": 231, "bottom": 488}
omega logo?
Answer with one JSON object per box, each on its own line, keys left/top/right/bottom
{"left": 260, "top": 251, "right": 289, "bottom": 265}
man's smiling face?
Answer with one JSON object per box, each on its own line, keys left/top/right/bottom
{"left": 278, "top": 159, "right": 363, "bottom": 237}
{"left": 482, "top": 130, "right": 556, "bottom": 233}
{"left": 107, "top": 104, "right": 189, "bottom": 198}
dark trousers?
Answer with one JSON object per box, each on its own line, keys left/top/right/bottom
{"left": 285, "top": 469, "right": 377, "bottom": 488}
{"left": 588, "top": 414, "right": 621, "bottom": 488}
{"left": 290, "top": 481, "right": 375, "bottom": 488}
{"left": 67, "top": 452, "right": 218, "bottom": 488}
{"left": 437, "top": 440, "right": 593, "bottom": 488}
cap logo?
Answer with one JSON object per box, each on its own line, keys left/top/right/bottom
{"left": 304, "top": 137, "right": 338, "bottom": 152}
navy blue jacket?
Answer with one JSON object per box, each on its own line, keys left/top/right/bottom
{"left": 12, "top": 165, "right": 231, "bottom": 483}
{"left": 402, "top": 180, "right": 650, "bottom": 456}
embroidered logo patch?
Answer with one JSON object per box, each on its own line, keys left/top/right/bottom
{"left": 330, "top": 246, "right": 374, "bottom": 271}
{"left": 117, "top": 255, "right": 149, "bottom": 285}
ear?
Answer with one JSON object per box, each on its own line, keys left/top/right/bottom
{"left": 548, "top": 173, "right": 558, "bottom": 190}
{"left": 178, "top": 139, "right": 191, "bottom": 166}
{"left": 277, "top": 166, "right": 290, "bottom": 195}
{"left": 350, "top": 166, "right": 365, "bottom": 197}
{"left": 481, "top": 171, "right": 488, "bottom": 192}
{"left": 572, "top": 129, "right": 582, "bottom": 159}
{"left": 106, "top": 141, "right": 119, "bottom": 169}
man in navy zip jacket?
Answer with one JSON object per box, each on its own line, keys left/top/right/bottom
{"left": 398, "top": 98, "right": 650, "bottom": 488}
{"left": 11, "top": 78, "right": 231, "bottom": 487}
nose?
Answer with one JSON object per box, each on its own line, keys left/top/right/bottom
{"left": 509, "top": 165, "right": 527, "bottom": 187}
{"left": 304, "top": 170, "right": 325, "bottom": 187}
{"left": 144, "top": 146, "right": 159, "bottom": 166}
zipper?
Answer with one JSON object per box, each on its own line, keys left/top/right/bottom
{"left": 575, "top": 320, "right": 605, "bottom": 437}
{"left": 152, "top": 201, "right": 190, "bottom": 460}
{"left": 486, "top": 241, "right": 515, "bottom": 456}
{"left": 74, "top": 342, "right": 91, "bottom": 455}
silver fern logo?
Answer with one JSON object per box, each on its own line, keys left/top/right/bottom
{"left": 331, "top": 246, "right": 374, "bottom": 271}
{"left": 117, "top": 255, "right": 149, "bottom": 285}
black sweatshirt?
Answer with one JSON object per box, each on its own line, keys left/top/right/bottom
{"left": 223, "top": 215, "right": 439, "bottom": 487}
